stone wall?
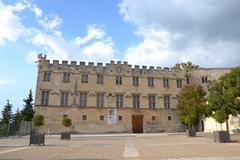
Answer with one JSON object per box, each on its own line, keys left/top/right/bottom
{"left": 35, "top": 54, "right": 232, "bottom": 133}
{"left": 36, "top": 107, "right": 182, "bottom": 134}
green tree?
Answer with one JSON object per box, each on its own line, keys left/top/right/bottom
{"left": 32, "top": 114, "right": 44, "bottom": 133}
{"left": 21, "top": 89, "right": 35, "bottom": 121}
{"left": 208, "top": 67, "right": 240, "bottom": 131}
{"left": 177, "top": 85, "right": 207, "bottom": 129}
{"left": 32, "top": 114, "right": 44, "bottom": 127}
{"left": 1, "top": 100, "right": 13, "bottom": 125}
{"left": 11, "top": 109, "right": 22, "bottom": 135}
{"left": 62, "top": 117, "right": 72, "bottom": 131}
{"left": 173, "top": 61, "right": 200, "bottom": 72}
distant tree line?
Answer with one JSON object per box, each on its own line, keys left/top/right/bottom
{"left": 0, "top": 90, "right": 35, "bottom": 136}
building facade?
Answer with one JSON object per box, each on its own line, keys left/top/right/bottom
{"left": 35, "top": 54, "right": 231, "bottom": 134}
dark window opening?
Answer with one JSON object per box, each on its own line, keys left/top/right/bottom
{"left": 168, "top": 116, "right": 171, "bottom": 121}
{"left": 82, "top": 115, "right": 87, "bottom": 120}
{"left": 100, "top": 115, "right": 104, "bottom": 121}
{"left": 118, "top": 115, "right": 122, "bottom": 121}
{"left": 152, "top": 116, "right": 156, "bottom": 121}
{"left": 43, "top": 71, "right": 51, "bottom": 81}
{"left": 116, "top": 76, "right": 122, "bottom": 85}
{"left": 63, "top": 114, "right": 67, "bottom": 119}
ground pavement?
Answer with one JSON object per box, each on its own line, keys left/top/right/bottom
{"left": 1, "top": 132, "right": 240, "bottom": 160}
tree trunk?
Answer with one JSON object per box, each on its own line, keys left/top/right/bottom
{"left": 226, "top": 118, "right": 229, "bottom": 132}
{"left": 220, "top": 123, "right": 222, "bottom": 131}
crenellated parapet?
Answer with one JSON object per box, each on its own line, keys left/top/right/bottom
{"left": 37, "top": 54, "right": 186, "bottom": 77}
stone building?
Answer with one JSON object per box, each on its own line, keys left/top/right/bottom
{"left": 35, "top": 54, "right": 230, "bottom": 134}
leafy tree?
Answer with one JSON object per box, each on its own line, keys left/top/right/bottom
{"left": 173, "top": 61, "right": 200, "bottom": 72}
{"left": 62, "top": 118, "right": 72, "bottom": 128}
{"left": 1, "top": 100, "right": 13, "bottom": 125}
{"left": 62, "top": 117, "right": 72, "bottom": 132}
{"left": 32, "top": 114, "right": 44, "bottom": 134}
{"left": 208, "top": 67, "right": 240, "bottom": 131}
{"left": 32, "top": 114, "right": 44, "bottom": 127}
{"left": 11, "top": 109, "right": 22, "bottom": 135}
{"left": 0, "top": 123, "right": 7, "bottom": 137}
{"left": 21, "top": 89, "right": 35, "bottom": 121}
{"left": 177, "top": 85, "right": 207, "bottom": 129}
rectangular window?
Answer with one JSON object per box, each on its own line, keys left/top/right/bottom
{"left": 164, "top": 95, "right": 170, "bottom": 109}
{"left": 41, "top": 91, "right": 49, "bottom": 106}
{"left": 163, "top": 78, "right": 169, "bottom": 88}
{"left": 168, "top": 116, "right": 172, "bottom": 121}
{"left": 116, "top": 94, "right": 123, "bottom": 108}
{"left": 201, "top": 76, "right": 208, "bottom": 83}
{"left": 149, "top": 95, "right": 156, "bottom": 109}
{"left": 118, "top": 115, "right": 122, "bottom": 121}
{"left": 63, "top": 73, "right": 70, "bottom": 83}
{"left": 177, "top": 79, "right": 182, "bottom": 88}
{"left": 82, "top": 115, "right": 87, "bottom": 120}
{"left": 60, "top": 92, "right": 69, "bottom": 106}
{"left": 148, "top": 77, "right": 154, "bottom": 87}
{"left": 79, "top": 92, "right": 87, "bottom": 107}
{"left": 100, "top": 115, "right": 104, "bottom": 120}
{"left": 97, "top": 74, "right": 104, "bottom": 84}
{"left": 132, "top": 77, "right": 139, "bottom": 86}
{"left": 116, "top": 76, "right": 122, "bottom": 85}
{"left": 133, "top": 95, "right": 140, "bottom": 109}
{"left": 43, "top": 71, "right": 51, "bottom": 81}
{"left": 81, "top": 74, "right": 88, "bottom": 83}
{"left": 63, "top": 114, "right": 67, "bottom": 119}
{"left": 152, "top": 116, "right": 156, "bottom": 121}
{"left": 186, "top": 76, "right": 190, "bottom": 84}
{"left": 97, "top": 93, "right": 104, "bottom": 107}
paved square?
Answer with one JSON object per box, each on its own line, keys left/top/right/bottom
{"left": 1, "top": 133, "right": 240, "bottom": 160}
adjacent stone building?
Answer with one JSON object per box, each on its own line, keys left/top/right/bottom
{"left": 35, "top": 54, "right": 230, "bottom": 134}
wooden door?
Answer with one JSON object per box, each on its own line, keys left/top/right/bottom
{"left": 132, "top": 115, "right": 143, "bottom": 133}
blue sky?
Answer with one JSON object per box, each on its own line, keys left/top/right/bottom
{"left": 0, "top": 0, "right": 240, "bottom": 112}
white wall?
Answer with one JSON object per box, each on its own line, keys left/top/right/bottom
{"left": 204, "top": 115, "right": 240, "bottom": 132}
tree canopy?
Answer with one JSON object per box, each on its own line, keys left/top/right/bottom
{"left": 21, "top": 89, "right": 35, "bottom": 121}
{"left": 1, "top": 100, "right": 13, "bottom": 125}
{"left": 177, "top": 85, "right": 207, "bottom": 129}
{"left": 62, "top": 118, "right": 72, "bottom": 128}
{"left": 32, "top": 114, "right": 44, "bottom": 127}
{"left": 173, "top": 61, "right": 200, "bottom": 72}
{"left": 207, "top": 66, "right": 240, "bottom": 131}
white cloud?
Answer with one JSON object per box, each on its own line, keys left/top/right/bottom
{"left": 30, "top": 32, "right": 69, "bottom": 60}
{"left": 124, "top": 30, "right": 177, "bottom": 66}
{"left": 32, "top": 4, "right": 42, "bottom": 17}
{"left": 38, "top": 14, "right": 62, "bottom": 30}
{"left": 119, "top": 0, "right": 240, "bottom": 67}
{"left": 7, "top": 0, "right": 31, "bottom": 12}
{"left": 82, "top": 41, "right": 114, "bottom": 61}
{"left": 25, "top": 50, "right": 38, "bottom": 63}
{"left": 0, "top": 0, "right": 26, "bottom": 45}
{"left": 26, "top": 24, "right": 115, "bottom": 63}
{"left": 124, "top": 28, "right": 240, "bottom": 67}
{"left": 75, "top": 25, "right": 105, "bottom": 45}
{"left": 0, "top": 80, "right": 14, "bottom": 86}
{"left": 0, "top": 0, "right": 116, "bottom": 63}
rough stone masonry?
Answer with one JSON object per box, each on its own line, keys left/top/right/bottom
{"left": 35, "top": 54, "right": 230, "bottom": 134}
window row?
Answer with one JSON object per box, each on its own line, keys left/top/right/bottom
{"left": 63, "top": 114, "right": 172, "bottom": 121}
{"left": 41, "top": 91, "right": 171, "bottom": 109}
{"left": 43, "top": 71, "right": 184, "bottom": 88}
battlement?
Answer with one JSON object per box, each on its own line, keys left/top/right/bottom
{"left": 38, "top": 54, "right": 47, "bottom": 60}
{"left": 37, "top": 54, "right": 177, "bottom": 73}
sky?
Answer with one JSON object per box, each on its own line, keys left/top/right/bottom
{"left": 0, "top": 0, "right": 240, "bottom": 112}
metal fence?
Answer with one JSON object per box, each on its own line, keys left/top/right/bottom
{"left": 0, "top": 121, "right": 32, "bottom": 138}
